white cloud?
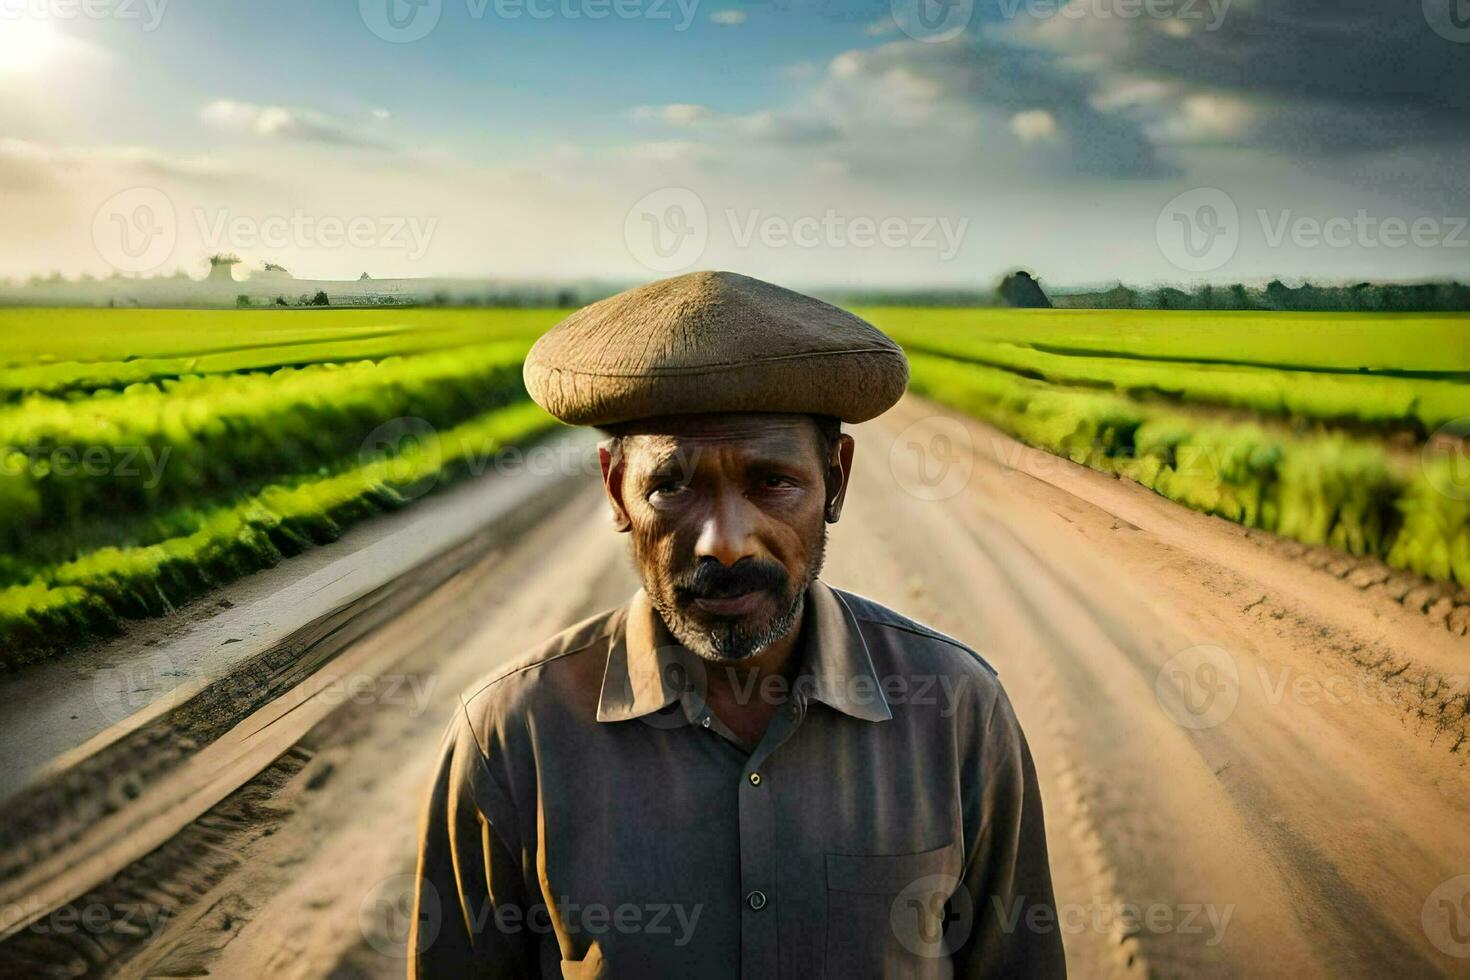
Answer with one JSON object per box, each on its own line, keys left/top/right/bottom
{"left": 0, "top": 138, "right": 233, "bottom": 181}
{"left": 1011, "top": 110, "right": 1059, "bottom": 143}
{"left": 633, "top": 103, "right": 715, "bottom": 126}
{"left": 199, "top": 100, "right": 377, "bottom": 147}
{"left": 1152, "top": 92, "right": 1257, "bottom": 143}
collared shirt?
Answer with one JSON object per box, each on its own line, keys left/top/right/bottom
{"left": 410, "top": 579, "right": 1064, "bottom": 979}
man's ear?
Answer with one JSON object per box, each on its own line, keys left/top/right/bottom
{"left": 598, "top": 439, "right": 633, "bottom": 533}
{"left": 824, "top": 433, "right": 856, "bottom": 524}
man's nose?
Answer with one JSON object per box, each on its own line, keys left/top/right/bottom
{"left": 694, "top": 489, "right": 759, "bottom": 567}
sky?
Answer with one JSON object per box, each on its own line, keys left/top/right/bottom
{"left": 2, "top": 0, "right": 1469, "bottom": 289}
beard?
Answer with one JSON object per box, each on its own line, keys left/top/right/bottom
{"left": 637, "top": 525, "right": 827, "bottom": 663}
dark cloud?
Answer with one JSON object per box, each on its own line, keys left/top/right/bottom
{"left": 811, "top": 36, "right": 1178, "bottom": 179}
{"left": 1021, "top": 0, "right": 1470, "bottom": 154}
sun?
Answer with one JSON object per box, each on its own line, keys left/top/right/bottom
{"left": 0, "top": 19, "right": 71, "bottom": 76}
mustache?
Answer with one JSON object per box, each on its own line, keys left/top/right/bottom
{"left": 676, "top": 559, "right": 788, "bottom": 601}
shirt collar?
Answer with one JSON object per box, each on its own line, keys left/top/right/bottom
{"left": 596, "top": 578, "right": 892, "bottom": 725}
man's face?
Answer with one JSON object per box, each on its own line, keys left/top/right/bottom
{"left": 599, "top": 413, "right": 853, "bottom": 662}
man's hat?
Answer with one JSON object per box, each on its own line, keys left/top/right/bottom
{"left": 523, "top": 271, "right": 910, "bottom": 427}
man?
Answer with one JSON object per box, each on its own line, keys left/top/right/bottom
{"left": 411, "top": 271, "right": 1064, "bottom": 978}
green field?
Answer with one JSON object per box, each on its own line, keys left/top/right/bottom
{"left": 1, "top": 305, "right": 1466, "bottom": 666}
{"left": 860, "top": 308, "right": 1470, "bottom": 592}
{"left": 0, "top": 308, "right": 561, "bottom": 668}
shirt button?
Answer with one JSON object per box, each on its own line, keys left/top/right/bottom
{"left": 701, "top": 716, "right": 711, "bottom": 728}
{"left": 747, "top": 890, "right": 767, "bottom": 911}
{"left": 748, "top": 772, "right": 762, "bottom": 786}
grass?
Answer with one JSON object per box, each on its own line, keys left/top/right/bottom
{"left": 0, "top": 308, "right": 566, "bottom": 666}
{"left": 2, "top": 303, "right": 1465, "bottom": 663}
{"left": 865, "top": 307, "right": 1467, "bottom": 588}
{"left": 882, "top": 329, "right": 1470, "bottom": 432}
{"left": 0, "top": 307, "right": 562, "bottom": 398}
{"left": 0, "top": 402, "right": 557, "bottom": 667}
{"left": 0, "top": 340, "right": 534, "bottom": 554}
{"left": 860, "top": 307, "right": 1470, "bottom": 374}
{"left": 904, "top": 347, "right": 1468, "bottom": 588}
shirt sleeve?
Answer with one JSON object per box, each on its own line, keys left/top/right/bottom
{"left": 952, "top": 686, "right": 1068, "bottom": 979}
{"left": 410, "top": 699, "right": 536, "bottom": 979}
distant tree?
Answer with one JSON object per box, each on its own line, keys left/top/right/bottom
{"left": 1153, "top": 286, "right": 1191, "bottom": 310}
{"left": 1264, "top": 278, "right": 1292, "bottom": 309}
{"left": 310, "top": 290, "right": 330, "bottom": 306}
{"left": 275, "top": 296, "right": 289, "bottom": 307}
{"left": 359, "top": 271, "right": 372, "bottom": 281}
{"left": 1100, "top": 284, "right": 1139, "bottom": 308}
{"left": 997, "top": 270, "right": 1052, "bottom": 308}
{"left": 1293, "top": 282, "right": 1328, "bottom": 310}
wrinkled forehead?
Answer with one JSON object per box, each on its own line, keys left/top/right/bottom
{"left": 608, "top": 413, "right": 822, "bottom": 469}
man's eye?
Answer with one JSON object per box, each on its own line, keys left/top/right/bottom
{"left": 650, "top": 479, "right": 687, "bottom": 497}
{"left": 762, "top": 474, "right": 796, "bottom": 489}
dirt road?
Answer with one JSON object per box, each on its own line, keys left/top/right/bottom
{"left": 46, "top": 394, "right": 1470, "bottom": 979}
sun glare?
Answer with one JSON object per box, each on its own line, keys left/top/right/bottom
{"left": 0, "top": 19, "right": 70, "bottom": 76}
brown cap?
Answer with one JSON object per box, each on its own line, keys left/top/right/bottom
{"left": 523, "top": 271, "right": 910, "bottom": 426}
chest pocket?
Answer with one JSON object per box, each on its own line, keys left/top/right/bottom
{"left": 824, "top": 841, "right": 964, "bottom": 979}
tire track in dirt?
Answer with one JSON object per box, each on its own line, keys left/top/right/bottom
{"left": 865, "top": 396, "right": 1470, "bottom": 977}
{"left": 108, "top": 486, "right": 637, "bottom": 980}
{"left": 829, "top": 421, "right": 1150, "bottom": 979}
{"left": 29, "top": 395, "right": 1470, "bottom": 978}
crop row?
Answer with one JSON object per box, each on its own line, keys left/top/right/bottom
{"left": 0, "top": 401, "right": 558, "bottom": 668}
{"left": 906, "top": 353, "right": 1469, "bottom": 588}
{"left": 0, "top": 340, "right": 534, "bottom": 557}
{"left": 0, "top": 307, "right": 562, "bottom": 398}
{"left": 891, "top": 332, "right": 1469, "bottom": 433}
{"left": 863, "top": 307, "right": 1469, "bottom": 374}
